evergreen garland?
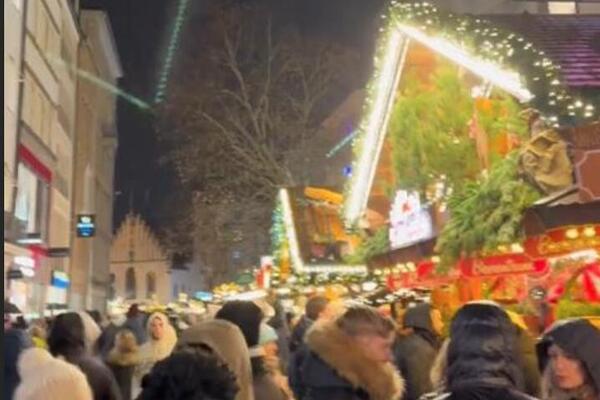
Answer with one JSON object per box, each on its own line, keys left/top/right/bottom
{"left": 388, "top": 66, "right": 479, "bottom": 195}
{"left": 435, "top": 152, "right": 542, "bottom": 271}
{"left": 344, "top": 228, "right": 390, "bottom": 265}
{"left": 270, "top": 200, "right": 286, "bottom": 266}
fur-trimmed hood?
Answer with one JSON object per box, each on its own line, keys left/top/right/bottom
{"left": 107, "top": 348, "right": 141, "bottom": 367}
{"left": 305, "top": 320, "right": 405, "bottom": 400}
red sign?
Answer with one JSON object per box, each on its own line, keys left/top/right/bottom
{"left": 460, "top": 253, "right": 549, "bottom": 278}
{"left": 524, "top": 225, "right": 600, "bottom": 258}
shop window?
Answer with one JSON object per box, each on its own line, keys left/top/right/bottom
{"left": 14, "top": 162, "right": 49, "bottom": 242}
{"left": 146, "top": 272, "right": 156, "bottom": 298}
{"left": 125, "top": 267, "right": 136, "bottom": 299}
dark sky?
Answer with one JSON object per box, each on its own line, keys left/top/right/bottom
{"left": 85, "top": 0, "right": 386, "bottom": 232}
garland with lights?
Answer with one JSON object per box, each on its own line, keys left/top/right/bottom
{"left": 387, "top": 1, "right": 597, "bottom": 126}
{"left": 270, "top": 200, "right": 286, "bottom": 267}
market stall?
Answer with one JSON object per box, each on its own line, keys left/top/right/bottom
{"left": 339, "top": 3, "right": 598, "bottom": 299}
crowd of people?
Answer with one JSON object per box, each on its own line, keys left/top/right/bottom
{"left": 4, "top": 296, "right": 600, "bottom": 400}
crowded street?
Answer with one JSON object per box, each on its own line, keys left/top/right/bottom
{"left": 3, "top": 0, "right": 600, "bottom": 400}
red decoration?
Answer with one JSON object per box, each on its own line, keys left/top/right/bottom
{"left": 523, "top": 225, "right": 600, "bottom": 258}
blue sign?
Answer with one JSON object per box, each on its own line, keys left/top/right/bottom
{"left": 77, "top": 214, "right": 96, "bottom": 237}
{"left": 194, "top": 291, "right": 214, "bottom": 302}
{"left": 343, "top": 165, "right": 353, "bottom": 177}
{"left": 51, "top": 271, "right": 70, "bottom": 289}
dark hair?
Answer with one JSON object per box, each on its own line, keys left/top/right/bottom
{"left": 336, "top": 305, "right": 396, "bottom": 338}
{"left": 47, "top": 312, "right": 86, "bottom": 359}
{"left": 215, "top": 301, "right": 263, "bottom": 347}
{"left": 14, "top": 315, "right": 29, "bottom": 330}
{"left": 446, "top": 303, "right": 523, "bottom": 392}
{"left": 138, "top": 349, "right": 238, "bottom": 400}
{"left": 127, "top": 304, "right": 140, "bottom": 319}
{"left": 305, "top": 296, "right": 329, "bottom": 321}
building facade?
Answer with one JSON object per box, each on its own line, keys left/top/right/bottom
{"left": 4, "top": 0, "right": 80, "bottom": 314}
{"left": 4, "top": 0, "right": 28, "bottom": 298}
{"left": 109, "top": 214, "right": 171, "bottom": 304}
{"left": 69, "top": 9, "right": 121, "bottom": 311}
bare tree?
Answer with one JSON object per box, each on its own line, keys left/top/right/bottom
{"left": 157, "top": 3, "right": 357, "bottom": 281}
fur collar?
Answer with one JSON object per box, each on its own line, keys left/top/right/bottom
{"left": 106, "top": 349, "right": 140, "bottom": 367}
{"left": 306, "top": 320, "right": 405, "bottom": 400}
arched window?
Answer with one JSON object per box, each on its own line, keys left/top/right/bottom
{"left": 108, "top": 273, "right": 116, "bottom": 300}
{"left": 125, "top": 267, "right": 136, "bottom": 299}
{"left": 146, "top": 272, "right": 156, "bottom": 299}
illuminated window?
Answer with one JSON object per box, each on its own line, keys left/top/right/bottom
{"left": 146, "top": 272, "right": 156, "bottom": 298}
{"left": 548, "top": 2, "right": 577, "bottom": 14}
{"left": 14, "top": 162, "right": 49, "bottom": 241}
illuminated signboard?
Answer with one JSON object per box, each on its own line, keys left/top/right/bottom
{"left": 389, "top": 191, "right": 433, "bottom": 250}
{"left": 76, "top": 214, "right": 96, "bottom": 237}
{"left": 51, "top": 270, "right": 70, "bottom": 289}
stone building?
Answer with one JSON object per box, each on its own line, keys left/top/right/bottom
{"left": 69, "top": 9, "right": 121, "bottom": 311}
{"left": 109, "top": 213, "right": 170, "bottom": 303}
{"left": 4, "top": 0, "right": 80, "bottom": 314}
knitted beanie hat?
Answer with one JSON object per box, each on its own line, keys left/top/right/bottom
{"left": 14, "top": 348, "right": 93, "bottom": 400}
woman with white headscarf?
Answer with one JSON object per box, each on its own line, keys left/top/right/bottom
{"left": 132, "top": 312, "right": 177, "bottom": 398}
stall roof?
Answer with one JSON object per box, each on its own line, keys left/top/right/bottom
{"left": 344, "top": 11, "right": 600, "bottom": 226}
{"left": 488, "top": 14, "right": 600, "bottom": 88}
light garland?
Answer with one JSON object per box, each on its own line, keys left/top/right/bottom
{"left": 344, "top": 30, "right": 409, "bottom": 224}
{"left": 278, "top": 188, "right": 367, "bottom": 275}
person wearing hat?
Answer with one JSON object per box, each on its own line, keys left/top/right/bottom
{"left": 393, "top": 303, "right": 443, "bottom": 400}
{"left": 14, "top": 348, "right": 93, "bottom": 400}
{"left": 178, "top": 319, "right": 254, "bottom": 400}
{"left": 537, "top": 319, "right": 600, "bottom": 400}
{"left": 217, "top": 301, "right": 290, "bottom": 400}
{"left": 260, "top": 323, "right": 294, "bottom": 399}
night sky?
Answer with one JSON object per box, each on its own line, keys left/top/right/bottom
{"left": 85, "top": 0, "right": 386, "bottom": 233}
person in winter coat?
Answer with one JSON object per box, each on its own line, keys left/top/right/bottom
{"left": 133, "top": 312, "right": 177, "bottom": 398}
{"left": 137, "top": 348, "right": 239, "bottom": 400}
{"left": 266, "top": 295, "right": 292, "bottom": 371}
{"left": 216, "top": 300, "right": 290, "bottom": 400}
{"left": 29, "top": 322, "right": 48, "bottom": 350}
{"left": 123, "top": 304, "right": 147, "bottom": 345}
{"left": 107, "top": 330, "right": 141, "bottom": 400}
{"left": 393, "top": 303, "right": 443, "bottom": 400}
{"left": 4, "top": 328, "right": 33, "bottom": 400}
{"left": 290, "top": 305, "right": 405, "bottom": 400}
{"left": 420, "top": 302, "right": 538, "bottom": 400}
{"left": 260, "top": 323, "right": 295, "bottom": 399}
{"left": 178, "top": 319, "right": 254, "bottom": 400}
{"left": 507, "top": 311, "right": 542, "bottom": 397}
{"left": 536, "top": 319, "right": 600, "bottom": 400}
{"left": 47, "top": 312, "right": 121, "bottom": 400}
{"left": 98, "top": 311, "right": 126, "bottom": 360}
{"left": 14, "top": 347, "right": 93, "bottom": 400}
{"left": 289, "top": 296, "right": 329, "bottom": 354}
